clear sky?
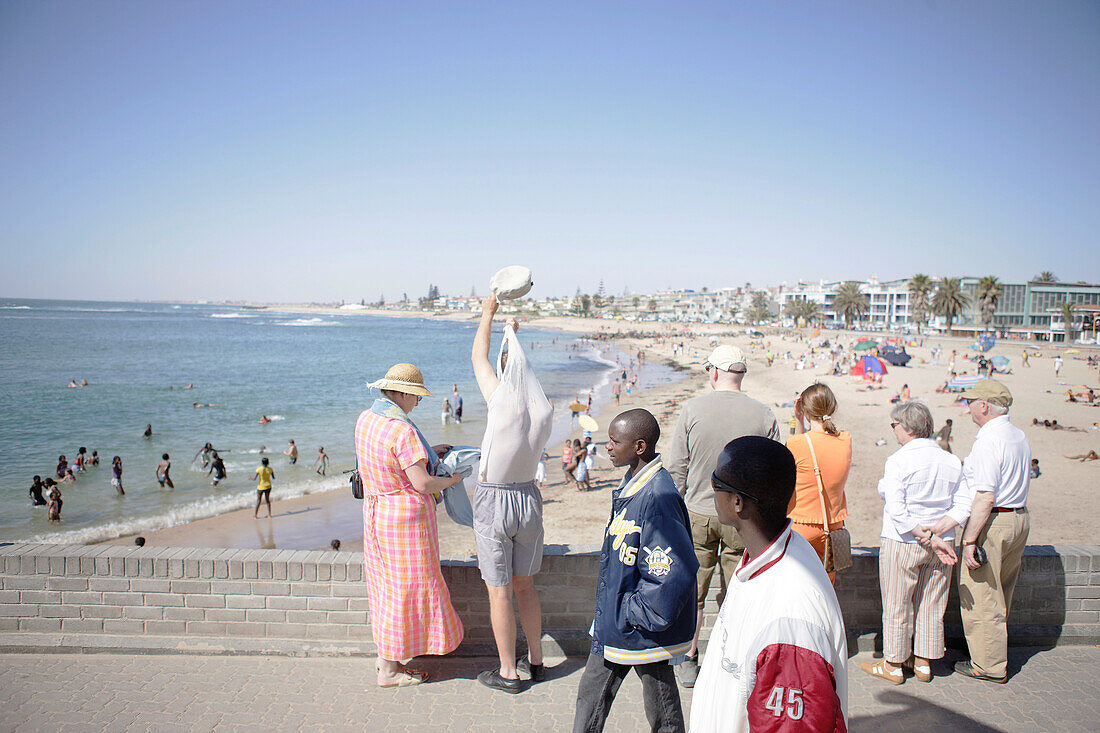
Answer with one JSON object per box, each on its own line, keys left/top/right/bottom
{"left": 1, "top": 1, "right": 1097, "bottom": 302}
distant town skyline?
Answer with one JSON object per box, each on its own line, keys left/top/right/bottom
{"left": 2, "top": 1, "right": 1097, "bottom": 302}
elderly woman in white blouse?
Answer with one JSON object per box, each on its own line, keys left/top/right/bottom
{"left": 862, "top": 401, "right": 972, "bottom": 686}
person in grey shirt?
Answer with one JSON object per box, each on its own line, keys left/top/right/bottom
{"left": 664, "top": 344, "right": 781, "bottom": 688}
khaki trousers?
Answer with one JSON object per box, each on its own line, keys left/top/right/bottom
{"left": 688, "top": 510, "right": 744, "bottom": 609}
{"left": 958, "top": 508, "right": 1030, "bottom": 678}
{"left": 879, "top": 538, "right": 951, "bottom": 663}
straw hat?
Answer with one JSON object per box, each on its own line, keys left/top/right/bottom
{"left": 368, "top": 363, "right": 433, "bottom": 397}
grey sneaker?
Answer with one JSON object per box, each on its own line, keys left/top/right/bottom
{"left": 675, "top": 653, "right": 699, "bottom": 689}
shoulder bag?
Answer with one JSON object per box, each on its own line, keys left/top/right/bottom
{"left": 804, "top": 433, "right": 852, "bottom": 573}
{"left": 349, "top": 465, "right": 363, "bottom": 500}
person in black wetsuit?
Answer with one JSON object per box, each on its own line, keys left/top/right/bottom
{"left": 29, "top": 476, "right": 47, "bottom": 506}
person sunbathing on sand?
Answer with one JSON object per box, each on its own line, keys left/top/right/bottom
{"left": 1064, "top": 450, "right": 1099, "bottom": 462}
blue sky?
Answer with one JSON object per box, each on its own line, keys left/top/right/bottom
{"left": 1, "top": 1, "right": 1097, "bottom": 302}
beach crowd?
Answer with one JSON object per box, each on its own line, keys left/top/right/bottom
{"left": 353, "top": 293, "right": 1038, "bottom": 733}
{"left": 27, "top": 426, "right": 327, "bottom": 526}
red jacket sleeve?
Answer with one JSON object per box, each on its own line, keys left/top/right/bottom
{"left": 747, "top": 643, "right": 846, "bottom": 732}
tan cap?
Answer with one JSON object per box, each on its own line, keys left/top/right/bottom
{"left": 367, "top": 363, "right": 433, "bottom": 397}
{"left": 959, "top": 379, "right": 1012, "bottom": 408}
{"left": 704, "top": 345, "right": 747, "bottom": 373}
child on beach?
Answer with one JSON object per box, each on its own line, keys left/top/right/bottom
{"left": 111, "top": 456, "right": 124, "bottom": 495}
{"left": 253, "top": 457, "right": 274, "bottom": 518}
{"left": 562, "top": 439, "right": 575, "bottom": 488}
{"left": 156, "top": 454, "right": 174, "bottom": 488}
{"left": 572, "top": 409, "right": 697, "bottom": 732}
{"left": 535, "top": 451, "right": 548, "bottom": 488}
{"left": 314, "top": 447, "right": 329, "bottom": 476}
{"left": 74, "top": 447, "right": 88, "bottom": 472}
{"left": 56, "top": 455, "right": 68, "bottom": 480}
{"left": 1030, "top": 458, "right": 1041, "bottom": 478}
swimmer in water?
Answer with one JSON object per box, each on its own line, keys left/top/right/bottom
{"left": 156, "top": 453, "right": 174, "bottom": 488}
{"left": 208, "top": 452, "right": 228, "bottom": 486}
{"left": 111, "top": 456, "right": 124, "bottom": 496}
{"left": 29, "top": 476, "right": 47, "bottom": 506}
{"left": 314, "top": 447, "right": 329, "bottom": 476}
{"left": 259, "top": 415, "right": 271, "bottom": 424}
{"left": 143, "top": 424, "right": 153, "bottom": 439}
{"left": 284, "top": 440, "right": 298, "bottom": 464}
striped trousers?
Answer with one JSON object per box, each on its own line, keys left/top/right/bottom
{"left": 879, "top": 538, "right": 952, "bottom": 663}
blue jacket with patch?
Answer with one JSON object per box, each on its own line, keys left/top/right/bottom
{"left": 591, "top": 456, "right": 699, "bottom": 664}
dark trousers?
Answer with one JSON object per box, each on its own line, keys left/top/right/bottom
{"left": 572, "top": 653, "right": 685, "bottom": 733}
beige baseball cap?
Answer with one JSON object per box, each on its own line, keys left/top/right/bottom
{"left": 958, "top": 379, "right": 1012, "bottom": 408}
{"left": 704, "top": 345, "right": 747, "bottom": 373}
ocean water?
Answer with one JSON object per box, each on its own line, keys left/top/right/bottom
{"left": 0, "top": 299, "right": 678, "bottom": 544}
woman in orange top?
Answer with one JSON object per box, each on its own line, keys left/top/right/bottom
{"left": 786, "top": 383, "right": 851, "bottom": 583}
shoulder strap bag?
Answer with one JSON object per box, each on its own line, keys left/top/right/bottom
{"left": 804, "top": 433, "right": 852, "bottom": 573}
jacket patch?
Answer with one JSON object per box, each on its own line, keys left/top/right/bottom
{"left": 607, "top": 510, "right": 641, "bottom": 565}
{"left": 642, "top": 546, "right": 674, "bottom": 577}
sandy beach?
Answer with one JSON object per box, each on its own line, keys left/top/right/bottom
{"left": 117, "top": 314, "right": 1100, "bottom": 553}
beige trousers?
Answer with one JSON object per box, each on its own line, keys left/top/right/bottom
{"left": 879, "top": 538, "right": 952, "bottom": 663}
{"left": 958, "top": 508, "right": 1030, "bottom": 678}
{"left": 688, "top": 510, "right": 744, "bottom": 609}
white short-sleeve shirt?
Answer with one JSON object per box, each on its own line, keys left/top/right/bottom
{"left": 962, "top": 415, "right": 1031, "bottom": 508}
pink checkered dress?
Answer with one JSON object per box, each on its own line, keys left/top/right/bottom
{"left": 355, "top": 410, "right": 464, "bottom": 660}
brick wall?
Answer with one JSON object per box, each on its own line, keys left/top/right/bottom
{"left": 0, "top": 543, "right": 1095, "bottom": 656}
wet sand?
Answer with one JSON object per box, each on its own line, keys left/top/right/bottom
{"left": 117, "top": 319, "right": 1100, "bottom": 552}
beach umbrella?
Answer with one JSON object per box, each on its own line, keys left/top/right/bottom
{"left": 853, "top": 340, "right": 878, "bottom": 352}
{"left": 851, "top": 355, "right": 888, "bottom": 377}
{"left": 947, "top": 374, "right": 984, "bottom": 391}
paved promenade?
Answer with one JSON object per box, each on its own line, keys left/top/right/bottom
{"left": 1, "top": 646, "right": 1097, "bottom": 731}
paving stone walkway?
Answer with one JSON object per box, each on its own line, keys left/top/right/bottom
{"left": 1, "top": 646, "right": 1096, "bottom": 731}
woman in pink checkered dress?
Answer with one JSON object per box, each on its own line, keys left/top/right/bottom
{"left": 357, "top": 363, "right": 465, "bottom": 688}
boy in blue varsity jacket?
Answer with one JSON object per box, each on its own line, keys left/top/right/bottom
{"left": 572, "top": 409, "right": 698, "bottom": 733}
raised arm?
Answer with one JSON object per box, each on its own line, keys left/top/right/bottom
{"left": 472, "top": 294, "right": 501, "bottom": 401}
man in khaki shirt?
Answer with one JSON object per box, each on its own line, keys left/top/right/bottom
{"left": 665, "top": 345, "right": 780, "bottom": 687}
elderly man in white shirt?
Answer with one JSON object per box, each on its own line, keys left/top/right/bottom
{"left": 954, "top": 379, "right": 1031, "bottom": 684}
{"left": 862, "top": 401, "right": 970, "bottom": 686}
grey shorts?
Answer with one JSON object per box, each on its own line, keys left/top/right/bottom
{"left": 473, "top": 480, "right": 544, "bottom": 586}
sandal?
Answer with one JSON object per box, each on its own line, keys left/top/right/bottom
{"left": 860, "top": 659, "right": 904, "bottom": 685}
{"left": 378, "top": 670, "right": 428, "bottom": 688}
{"left": 375, "top": 658, "right": 429, "bottom": 688}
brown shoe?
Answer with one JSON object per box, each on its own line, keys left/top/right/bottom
{"left": 904, "top": 655, "right": 933, "bottom": 683}
{"left": 860, "top": 659, "right": 904, "bottom": 685}
{"left": 953, "top": 660, "right": 1007, "bottom": 684}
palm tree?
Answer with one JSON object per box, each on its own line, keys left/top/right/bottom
{"left": 786, "top": 299, "right": 822, "bottom": 325}
{"left": 932, "top": 277, "right": 970, "bottom": 334}
{"left": 1034, "top": 271, "right": 1058, "bottom": 283}
{"left": 976, "top": 276, "right": 1002, "bottom": 332}
{"left": 749, "top": 291, "right": 771, "bottom": 324}
{"left": 833, "top": 281, "right": 868, "bottom": 329}
{"left": 908, "top": 274, "right": 933, "bottom": 334}
{"left": 1061, "top": 302, "right": 1077, "bottom": 343}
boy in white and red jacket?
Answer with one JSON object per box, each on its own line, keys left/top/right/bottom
{"left": 690, "top": 436, "right": 848, "bottom": 732}
{"left": 572, "top": 409, "right": 697, "bottom": 733}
